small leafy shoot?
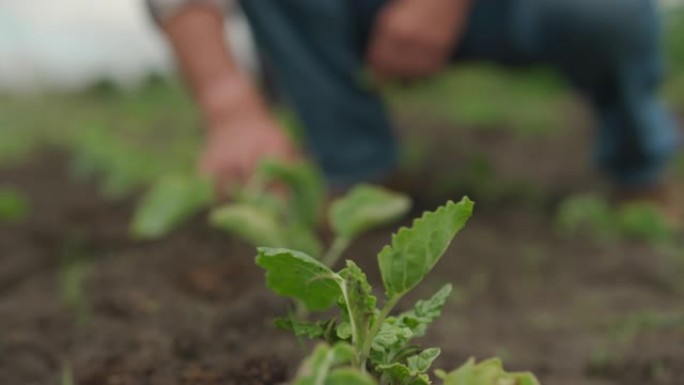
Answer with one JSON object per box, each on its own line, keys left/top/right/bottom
{"left": 131, "top": 175, "right": 213, "bottom": 239}
{"left": 0, "top": 187, "right": 30, "bottom": 223}
{"left": 436, "top": 358, "right": 540, "bottom": 385}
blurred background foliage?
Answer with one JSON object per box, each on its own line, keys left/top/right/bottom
{"left": 1, "top": 9, "right": 683, "bottom": 197}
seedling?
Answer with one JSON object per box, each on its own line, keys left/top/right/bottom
{"left": 556, "top": 193, "right": 678, "bottom": 245}
{"left": 0, "top": 187, "right": 30, "bottom": 223}
{"left": 211, "top": 161, "right": 411, "bottom": 267}
{"left": 210, "top": 161, "right": 328, "bottom": 257}
{"left": 61, "top": 363, "right": 76, "bottom": 385}
{"left": 131, "top": 175, "right": 213, "bottom": 239}
{"left": 256, "top": 198, "right": 540, "bottom": 385}
{"left": 131, "top": 160, "right": 411, "bottom": 271}
{"left": 60, "top": 239, "right": 92, "bottom": 326}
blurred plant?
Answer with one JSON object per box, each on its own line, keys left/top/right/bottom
{"left": 616, "top": 202, "right": 676, "bottom": 244}
{"left": 61, "top": 363, "right": 76, "bottom": 385}
{"left": 555, "top": 193, "right": 677, "bottom": 245}
{"left": 388, "top": 65, "right": 570, "bottom": 138}
{"left": 131, "top": 158, "right": 411, "bottom": 270}
{"left": 68, "top": 126, "right": 166, "bottom": 198}
{"left": 212, "top": 160, "right": 411, "bottom": 266}
{"left": 0, "top": 187, "right": 30, "bottom": 223}
{"left": 555, "top": 194, "right": 615, "bottom": 241}
{"left": 130, "top": 175, "right": 214, "bottom": 239}
{"left": 589, "top": 309, "right": 684, "bottom": 375}
{"left": 60, "top": 240, "right": 92, "bottom": 325}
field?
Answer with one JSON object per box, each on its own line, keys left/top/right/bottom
{"left": 2, "top": 12, "right": 684, "bottom": 385}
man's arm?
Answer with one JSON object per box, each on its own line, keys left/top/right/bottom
{"left": 150, "top": 2, "right": 297, "bottom": 194}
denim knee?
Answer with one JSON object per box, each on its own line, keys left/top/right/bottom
{"left": 580, "top": 0, "right": 659, "bottom": 62}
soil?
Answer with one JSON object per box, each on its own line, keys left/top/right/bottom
{"left": 1, "top": 128, "right": 683, "bottom": 385}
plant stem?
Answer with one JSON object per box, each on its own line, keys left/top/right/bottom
{"left": 321, "top": 236, "right": 350, "bottom": 267}
{"left": 358, "top": 294, "right": 402, "bottom": 369}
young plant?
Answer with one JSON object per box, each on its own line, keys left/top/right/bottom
{"left": 210, "top": 161, "right": 328, "bottom": 257}
{"left": 255, "top": 197, "right": 539, "bottom": 384}
{"left": 129, "top": 158, "right": 410, "bottom": 267}
{"left": 0, "top": 187, "right": 30, "bottom": 224}
{"left": 60, "top": 239, "right": 93, "bottom": 326}
{"left": 130, "top": 174, "right": 213, "bottom": 239}
{"left": 556, "top": 193, "right": 677, "bottom": 245}
{"left": 211, "top": 160, "right": 411, "bottom": 267}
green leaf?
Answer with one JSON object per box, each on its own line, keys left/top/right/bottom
{"left": 375, "top": 362, "right": 431, "bottom": 385}
{"left": 293, "top": 343, "right": 357, "bottom": 385}
{"left": 259, "top": 161, "right": 325, "bottom": 227}
{"left": 339, "top": 261, "right": 377, "bottom": 347}
{"left": 326, "top": 368, "right": 378, "bottom": 385}
{"left": 212, "top": 205, "right": 323, "bottom": 257}
{"left": 0, "top": 188, "right": 29, "bottom": 223}
{"left": 131, "top": 175, "right": 213, "bottom": 239}
{"left": 438, "top": 358, "right": 541, "bottom": 385}
{"left": 211, "top": 203, "right": 285, "bottom": 247}
{"left": 554, "top": 193, "right": 614, "bottom": 239}
{"left": 372, "top": 321, "right": 414, "bottom": 352}
{"left": 275, "top": 317, "right": 335, "bottom": 340}
{"left": 378, "top": 198, "right": 474, "bottom": 297}
{"left": 396, "top": 284, "right": 453, "bottom": 338}
{"left": 407, "top": 348, "right": 441, "bottom": 373}
{"left": 616, "top": 202, "right": 675, "bottom": 243}
{"left": 256, "top": 248, "right": 343, "bottom": 311}
{"left": 330, "top": 184, "right": 411, "bottom": 240}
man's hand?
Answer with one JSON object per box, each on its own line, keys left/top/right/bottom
{"left": 368, "top": 0, "right": 471, "bottom": 81}
{"left": 198, "top": 79, "right": 298, "bottom": 196}
{"left": 161, "top": 6, "right": 298, "bottom": 197}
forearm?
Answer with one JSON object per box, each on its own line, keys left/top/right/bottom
{"left": 161, "top": 5, "right": 261, "bottom": 125}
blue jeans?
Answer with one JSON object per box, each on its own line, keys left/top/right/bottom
{"left": 241, "top": 0, "right": 678, "bottom": 187}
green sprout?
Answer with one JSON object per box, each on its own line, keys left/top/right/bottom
{"left": 555, "top": 193, "right": 678, "bottom": 245}
{"left": 130, "top": 174, "right": 213, "bottom": 239}
{"left": 0, "top": 187, "right": 30, "bottom": 223}
{"left": 129, "top": 159, "right": 411, "bottom": 271}
{"left": 60, "top": 240, "right": 92, "bottom": 326}
{"left": 211, "top": 160, "right": 411, "bottom": 268}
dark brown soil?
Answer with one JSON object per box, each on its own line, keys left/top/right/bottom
{"left": 1, "top": 138, "right": 683, "bottom": 385}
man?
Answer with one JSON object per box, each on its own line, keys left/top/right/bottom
{"left": 148, "top": 0, "right": 680, "bottom": 217}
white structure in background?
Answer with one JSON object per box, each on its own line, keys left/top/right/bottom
{"left": 0, "top": 0, "right": 681, "bottom": 92}
{"left": 0, "top": 0, "right": 257, "bottom": 92}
